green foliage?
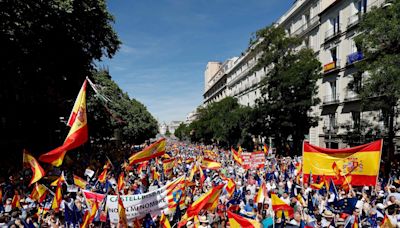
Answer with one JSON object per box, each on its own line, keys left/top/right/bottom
{"left": 185, "top": 97, "right": 254, "bottom": 148}
{"left": 252, "top": 25, "right": 322, "bottom": 155}
{"left": 87, "top": 70, "right": 158, "bottom": 146}
{"left": 165, "top": 127, "right": 171, "bottom": 137}
{"left": 0, "top": 0, "right": 120, "bottom": 171}
{"left": 354, "top": 0, "right": 400, "bottom": 161}
{"left": 174, "top": 123, "right": 188, "bottom": 140}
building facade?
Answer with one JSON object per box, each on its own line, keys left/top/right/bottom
{"left": 203, "top": 0, "right": 389, "bottom": 148}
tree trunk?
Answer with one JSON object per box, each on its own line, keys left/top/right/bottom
{"left": 386, "top": 107, "right": 395, "bottom": 177}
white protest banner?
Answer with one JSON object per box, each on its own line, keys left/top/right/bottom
{"left": 241, "top": 151, "right": 265, "bottom": 169}
{"left": 106, "top": 185, "right": 169, "bottom": 223}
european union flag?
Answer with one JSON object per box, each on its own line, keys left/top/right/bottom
{"left": 329, "top": 197, "right": 357, "bottom": 214}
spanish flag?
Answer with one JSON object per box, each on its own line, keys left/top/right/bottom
{"left": 11, "top": 191, "right": 21, "bottom": 208}
{"left": 227, "top": 210, "right": 261, "bottom": 228}
{"left": 51, "top": 172, "right": 66, "bottom": 186}
{"left": 231, "top": 147, "right": 243, "bottom": 165}
{"left": 81, "top": 200, "right": 98, "bottom": 228}
{"left": 117, "top": 194, "right": 128, "bottom": 228}
{"left": 263, "top": 144, "right": 268, "bottom": 155}
{"left": 51, "top": 182, "right": 62, "bottom": 212}
{"left": 160, "top": 213, "right": 171, "bottom": 228}
{"left": 271, "top": 193, "right": 293, "bottom": 218}
{"left": 179, "top": 185, "right": 224, "bottom": 227}
{"left": 98, "top": 169, "right": 108, "bottom": 183}
{"left": 254, "top": 182, "right": 267, "bottom": 204}
{"left": 128, "top": 138, "right": 166, "bottom": 165}
{"left": 303, "top": 140, "right": 382, "bottom": 186}
{"left": 39, "top": 80, "right": 88, "bottom": 166}
{"left": 30, "top": 183, "right": 48, "bottom": 203}
{"left": 380, "top": 214, "right": 394, "bottom": 228}
{"left": 225, "top": 178, "right": 236, "bottom": 198}
{"left": 73, "top": 175, "right": 87, "bottom": 189}
{"left": 117, "top": 172, "right": 125, "bottom": 192}
{"left": 22, "top": 150, "right": 45, "bottom": 186}
{"left": 199, "top": 165, "right": 205, "bottom": 187}
{"left": 188, "top": 165, "right": 198, "bottom": 182}
{"left": 201, "top": 158, "right": 221, "bottom": 170}
{"left": 137, "top": 161, "right": 149, "bottom": 174}
{"left": 311, "top": 181, "right": 325, "bottom": 190}
{"left": 151, "top": 167, "right": 160, "bottom": 181}
{"left": 163, "top": 158, "right": 175, "bottom": 174}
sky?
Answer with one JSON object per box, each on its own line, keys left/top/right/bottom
{"left": 101, "top": 0, "right": 294, "bottom": 124}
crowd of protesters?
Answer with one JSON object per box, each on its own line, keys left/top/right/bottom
{"left": 0, "top": 139, "right": 399, "bottom": 227}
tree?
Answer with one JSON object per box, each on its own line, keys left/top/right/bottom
{"left": 165, "top": 127, "right": 171, "bottom": 137}
{"left": 0, "top": 0, "right": 120, "bottom": 173}
{"left": 174, "top": 123, "right": 187, "bottom": 140}
{"left": 355, "top": 0, "right": 400, "bottom": 164}
{"left": 251, "top": 25, "right": 322, "bottom": 155}
{"left": 187, "top": 97, "right": 254, "bottom": 148}
{"left": 87, "top": 70, "right": 158, "bottom": 147}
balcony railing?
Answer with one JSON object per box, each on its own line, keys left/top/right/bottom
{"left": 323, "top": 119, "right": 338, "bottom": 133}
{"left": 322, "top": 94, "right": 340, "bottom": 105}
{"left": 292, "top": 15, "right": 320, "bottom": 37}
{"left": 344, "top": 93, "right": 360, "bottom": 102}
{"left": 325, "top": 24, "right": 342, "bottom": 41}
{"left": 346, "top": 51, "right": 364, "bottom": 65}
{"left": 323, "top": 59, "right": 340, "bottom": 73}
{"left": 347, "top": 13, "right": 361, "bottom": 28}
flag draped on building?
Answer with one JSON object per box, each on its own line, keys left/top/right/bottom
{"left": 39, "top": 80, "right": 88, "bottom": 166}
{"left": 22, "top": 150, "right": 45, "bottom": 186}
{"left": 128, "top": 138, "right": 166, "bottom": 165}
{"left": 302, "top": 140, "right": 382, "bottom": 186}
{"left": 227, "top": 210, "right": 261, "bottom": 228}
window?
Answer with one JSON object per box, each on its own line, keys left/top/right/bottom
{"left": 329, "top": 114, "right": 337, "bottom": 129}
{"left": 330, "top": 46, "right": 338, "bottom": 62}
{"left": 331, "top": 14, "right": 340, "bottom": 33}
{"left": 352, "top": 112, "right": 361, "bottom": 129}
{"left": 330, "top": 81, "right": 337, "bottom": 99}
{"left": 356, "top": 0, "right": 367, "bottom": 13}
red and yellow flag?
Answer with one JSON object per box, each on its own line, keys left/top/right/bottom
{"left": 137, "top": 161, "right": 149, "bottom": 174}
{"left": 117, "top": 172, "right": 125, "bottom": 192}
{"left": 231, "top": 147, "right": 243, "bottom": 165}
{"left": 271, "top": 193, "right": 293, "bottom": 218}
{"left": 98, "top": 169, "right": 108, "bottom": 183}
{"left": 254, "top": 182, "right": 267, "bottom": 204}
{"left": 51, "top": 182, "right": 63, "bottom": 212}
{"left": 380, "top": 214, "right": 394, "bottom": 228}
{"left": 117, "top": 194, "right": 128, "bottom": 228}
{"left": 73, "top": 175, "right": 87, "bottom": 189}
{"left": 39, "top": 80, "right": 88, "bottom": 166}
{"left": 81, "top": 200, "right": 98, "bottom": 228}
{"left": 128, "top": 138, "right": 166, "bottom": 165}
{"left": 179, "top": 185, "right": 224, "bottom": 227}
{"left": 151, "top": 167, "right": 160, "bottom": 181}
{"left": 225, "top": 178, "right": 236, "bottom": 198}
{"left": 303, "top": 140, "right": 382, "bottom": 186}
{"left": 166, "top": 177, "right": 186, "bottom": 213}
{"left": 227, "top": 210, "right": 261, "bottom": 228}
{"left": 51, "top": 172, "right": 66, "bottom": 186}
{"left": 160, "top": 213, "right": 171, "bottom": 228}
{"left": 30, "top": 183, "right": 48, "bottom": 203}
{"left": 311, "top": 181, "right": 325, "bottom": 190}
{"left": 263, "top": 144, "right": 268, "bottom": 155}
{"left": 163, "top": 158, "right": 175, "bottom": 175}
{"left": 23, "top": 150, "right": 45, "bottom": 186}
{"left": 11, "top": 191, "right": 21, "bottom": 209}
{"left": 201, "top": 158, "right": 221, "bottom": 170}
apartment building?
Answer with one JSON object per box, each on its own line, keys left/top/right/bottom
{"left": 203, "top": 0, "right": 389, "bottom": 148}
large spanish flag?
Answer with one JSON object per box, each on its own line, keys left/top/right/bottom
{"left": 201, "top": 158, "right": 221, "bottom": 170}
{"left": 227, "top": 210, "right": 261, "bottom": 228}
{"left": 39, "top": 80, "right": 88, "bottom": 166}
{"left": 303, "top": 140, "right": 382, "bottom": 186}
{"left": 128, "top": 138, "right": 166, "bottom": 165}
{"left": 22, "top": 150, "right": 45, "bottom": 186}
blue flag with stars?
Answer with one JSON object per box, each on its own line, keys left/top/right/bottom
{"left": 328, "top": 197, "right": 357, "bottom": 215}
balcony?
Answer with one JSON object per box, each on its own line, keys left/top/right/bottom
{"left": 322, "top": 119, "right": 338, "bottom": 134}
{"left": 324, "top": 24, "right": 342, "bottom": 42}
{"left": 292, "top": 16, "right": 320, "bottom": 37}
{"left": 347, "top": 13, "right": 361, "bottom": 28}
{"left": 344, "top": 93, "right": 360, "bottom": 102}
{"left": 323, "top": 59, "right": 340, "bottom": 74}
{"left": 322, "top": 94, "right": 340, "bottom": 105}
{"left": 346, "top": 51, "right": 364, "bottom": 65}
